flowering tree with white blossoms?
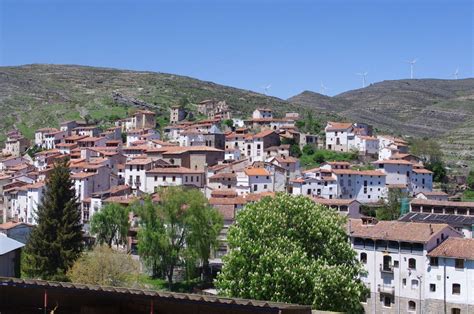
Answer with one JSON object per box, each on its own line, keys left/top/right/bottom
{"left": 216, "top": 193, "right": 367, "bottom": 313}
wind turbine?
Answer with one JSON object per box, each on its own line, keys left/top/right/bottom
{"left": 451, "top": 68, "right": 459, "bottom": 79}
{"left": 262, "top": 84, "right": 271, "bottom": 95}
{"left": 406, "top": 58, "right": 418, "bottom": 79}
{"left": 320, "top": 82, "right": 329, "bottom": 95}
{"left": 356, "top": 72, "right": 368, "bottom": 88}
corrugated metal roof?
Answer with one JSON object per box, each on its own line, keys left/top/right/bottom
{"left": 0, "top": 235, "right": 24, "bottom": 255}
{"left": 0, "top": 277, "right": 311, "bottom": 311}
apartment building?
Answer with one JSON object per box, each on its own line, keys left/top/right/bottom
{"left": 144, "top": 165, "right": 204, "bottom": 193}
{"left": 426, "top": 238, "right": 474, "bottom": 313}
{"left": 349, "top": 218, "right": 461, "bottom": 314}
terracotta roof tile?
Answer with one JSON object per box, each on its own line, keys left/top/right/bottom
{"left": 428, "top": 238, "right": 474, "bottom": 259}
{"left": 349, "top": 219, "right": 451, "bottom": 243}
{"left": 244, "top": 168, "right": 270, "bottom": 176}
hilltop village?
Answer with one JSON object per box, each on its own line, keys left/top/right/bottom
{"left": 1, "top": 99, "right": 474, "bottom": 313}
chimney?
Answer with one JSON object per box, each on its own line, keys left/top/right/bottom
{"left": 429, "top": 224, "right": 434, "bottom": 234}
{"left": 81, "top": 148, "right": 91, "bottom": 162}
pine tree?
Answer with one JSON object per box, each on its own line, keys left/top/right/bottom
{"left": 24, "top": 159, "right": 83, "bottom": 280}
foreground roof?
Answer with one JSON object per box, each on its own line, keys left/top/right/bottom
{"left": 0, "top": 277, "right": 311, "bottom": 313}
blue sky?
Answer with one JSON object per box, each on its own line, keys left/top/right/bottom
{"left": 0, "top": 0, "right": 472, "bottom": 98}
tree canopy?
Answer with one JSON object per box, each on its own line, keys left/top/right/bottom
{"left": 466, "top": 169, "right": 474, "bottom": 190}
{"left": 23, "top": 159, "right": 83, "bottom": 280}
{"left": 68, "top": 245, "right": 140, "bottom": 287}
{"left": 216, "top": 193, "right": 366, "bottom": 312}
{"left": 134, "top": 187, "right": 222, "bottom": 287}
{"left": 376, "top": 188, "right": 408, "bottom": 221}
{"left": 90, "top": 203, "right": 130, "bottom": 248}
{"left": 410, "top": 138, "right": 447, "bottom": 182}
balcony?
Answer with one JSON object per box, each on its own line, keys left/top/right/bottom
{"left": 378, "top": 284, "right": 395, "bottom": 295}
{"left": 380, "top": 264, "right": 394, "bottom": 274}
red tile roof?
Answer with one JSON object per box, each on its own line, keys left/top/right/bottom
{"left": 244, "top": 168, "right": 270, "bottom": 176}
{"left": 349, "top": 219, "right": 451, "bottom": 243}
{"left": 428, "top": 238, "right": 474, "bottom": 260}
{"left": 326, "top": 121, "right": 353, "bottom": 131}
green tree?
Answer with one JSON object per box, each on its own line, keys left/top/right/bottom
{"left": 90, "top": 203, "right": 130, "bottom": 248}
{"left": 23, "top": 159, "right": 83, "bottom": 280}
{"left": 134, "top": 187, "right": 222, "bottom": 287}
{"left": 68, "top": 245, "right": 140, "bottom": 287}
{"left": 410, "top": 138, "right": 442, "bottom": 163}
{"left": 466, "top": 169, "right": 474, "bottom": 190}
{"left": 223, "top": 119, "right": 234, "bottom": 128}
{"left": 376, "top": 188, "right": 408, "bottom": 221}
{"left": 426, "top": 160, "right": 447, "bottom": 183}
{"left": 410, "top": 138, "right": 447, "bottom": 182}
{"left": 186, "top": 192, "right": 223, "bottom": 282}
{"left": 302, "top": 144, "right": 315, "bottom": 155}
{"left": 289, "top": 144, "right": 302, "bottom": 158}
{"left": 216, "top": 194, "right": 366, "bottom": 312}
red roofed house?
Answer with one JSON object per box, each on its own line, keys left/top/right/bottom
{"left": 145, "top": 165, "right": 204, "bottom": 193}
{"left": 325, "top": 121, "right": 356, "bottom": 152}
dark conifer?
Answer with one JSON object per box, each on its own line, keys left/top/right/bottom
{"left": 24, "top": 159, "right": 83, "bottom": 280}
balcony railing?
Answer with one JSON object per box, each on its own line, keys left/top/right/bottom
{"left": 378, "top": 284, "right": 395, "bottom": 295}
{"left": 380, "top": 264, "right": 394, "bottom": 274}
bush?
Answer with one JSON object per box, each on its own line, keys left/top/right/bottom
{"left": 467, "top": 170, "right": 474, "bottom": 190}
{"left": 312, "top": 149, "right": 358, "bottom": 164}
{"left": 68, "top": 245, "right": 140, "bottom": 287}
{"left": 302, "top": 144, "right": 315, "bottom": 155}
{"left": 289, "top": 144, "right": 302, "bottom": 158}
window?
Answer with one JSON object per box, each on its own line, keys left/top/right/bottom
{"left": 196, "top": 176, "right": 199, "bottom": 182}
{"left": 263, "top": 184, "right": 268, "bottom": 189}
{"left": 360, "top": 252, "right": 367, "bottom": 264}
{"left": 411, "top": 279, "right": 418, "bottom": 289}
{"left": 455, "top": 259, "right": 464, "bottom": 269}
{"left": 408, "top": 301, "right": 416, "bottom": 311}
{"left": 383, "top": 296, "right": 392, "bottom": 307}
{"left": 163, "top": 176, "right": 166, "bottom": 181}
{"left": 430, "top": 257, "right": 439, "bottom": 266}
{"left": 430, "top": 284, "right": 436, "bottom": 292}
{"left": 452, "top": 309, "right": 461, "bottom": 314}
{"left": 402, "top": 278, "right": 406, "bottom": 287}
{"left": 253, "top": 184, "right": 257, "bottom": 192}
{"left": 172, "top": 176, "right": 176, "bottom": 182}
{"left": 452, "top": 284, "right": 461, "bottom": 295}
{"left": 408, "top": 258, "right": 416, "bottom": 269}
{"left": 154, "top": 176, "right": 157, "bottom": 182}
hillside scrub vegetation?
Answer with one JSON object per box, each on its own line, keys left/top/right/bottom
{"left": 300, "top": 148, "right": 359, "bottom": 169}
